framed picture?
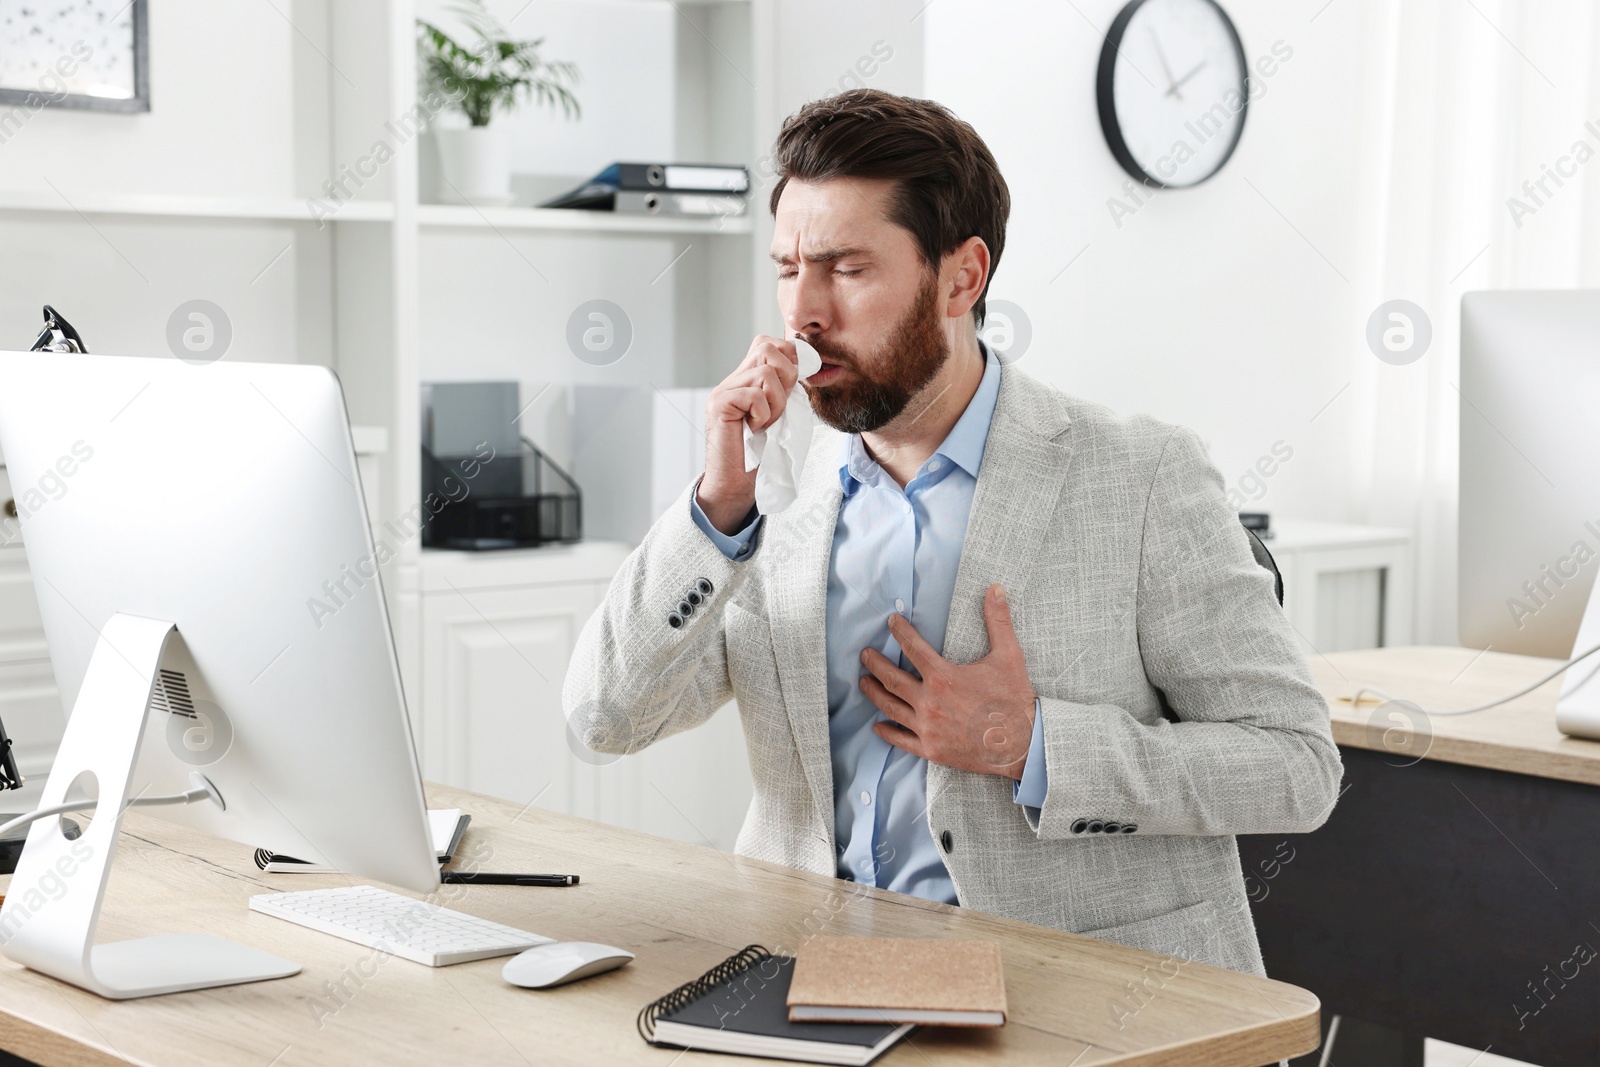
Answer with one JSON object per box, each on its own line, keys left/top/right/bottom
{"left": 0, "top": 0, "right": 149, "bottom": 113}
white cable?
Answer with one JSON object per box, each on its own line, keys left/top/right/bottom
{"left": 0, "top": 800, "right": 97, "bottom": 840}
{"left": 0, "top": 777, "right": 221, "bottom": 840}
{"left": 1344, "top": 639, "right": 1600, "bottom": 717}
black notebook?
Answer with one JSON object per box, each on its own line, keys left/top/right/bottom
{"left": 638, "top": 945, "right": 912, "bottom": 1065}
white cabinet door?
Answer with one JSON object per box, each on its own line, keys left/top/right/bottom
{"left": 418, "top": 574, "right": 756, "bottom": 851}
{"left": 601, "top": 700, "right": 753, "bottom": 853}
{"left": 419, "top": 581, "right": 601, "bottom": 816}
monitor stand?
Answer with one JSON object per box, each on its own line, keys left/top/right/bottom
{"left": 0, "top": 613, "right": 300, "bottom": 998}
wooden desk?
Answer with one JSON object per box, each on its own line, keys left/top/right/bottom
{"left": 1316, "top": 644, "right": 1600, "bottom": 786}
{"left": 1238, "top": 646, "right": 1600, "bottom": 1067}
{"left": 0, "top": 783, "right": 1319, "bottom": 1067}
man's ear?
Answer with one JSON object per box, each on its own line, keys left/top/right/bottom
{"left": 941, "top": 236, "right": 991, "bottom": 322}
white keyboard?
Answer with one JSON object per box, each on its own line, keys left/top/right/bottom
{"left": 249, "top": 885, "right": 552, "bottom": 966}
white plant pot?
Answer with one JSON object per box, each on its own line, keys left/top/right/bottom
{"left": 435, "top": 126, "right": 512, "bottom": 205}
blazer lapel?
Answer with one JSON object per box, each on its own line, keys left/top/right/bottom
{"left": 928, "top": 364, "right": 1074, "bottom": 816}
{"left": 942, "top": 364, "right": 1075, "bottom": 666}
{"left": 763, "top": 424, "right": 846, "bottom": 840}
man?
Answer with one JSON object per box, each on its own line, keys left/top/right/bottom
{"left": 564, "top": 89, "right": 1341, "bottom": 976}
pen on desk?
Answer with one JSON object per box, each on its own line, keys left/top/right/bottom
{"left": 439, "top": 872, "right": 579, "bottom": 886}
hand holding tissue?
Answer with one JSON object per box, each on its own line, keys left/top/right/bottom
{"left": 742, "top": 337, "right": 821, "bottom": 513}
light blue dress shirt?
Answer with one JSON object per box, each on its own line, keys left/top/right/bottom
{"left": 691, "top": 345, "right": 1048, "bottom": 905}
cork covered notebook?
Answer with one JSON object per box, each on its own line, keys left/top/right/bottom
{"left": 787, "top": 937, "right": 1008, "bottom": 1026}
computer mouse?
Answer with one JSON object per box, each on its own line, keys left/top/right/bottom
{"left": 501, "top": 941, "right": 635, "bottom": 989}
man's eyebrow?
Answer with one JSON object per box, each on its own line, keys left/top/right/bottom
{"left": 769, "top": 246, "right": 868, "bottom": 266}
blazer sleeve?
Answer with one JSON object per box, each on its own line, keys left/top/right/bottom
{"left": 1025, "top": 427, "right": 1343, "bottom": 839}
{"left": 562, "top": 480, "right": 756, "bottom": 755}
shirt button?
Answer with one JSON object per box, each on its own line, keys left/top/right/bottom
{"left": 928, "top": 459, "right": 942, "bottom": 472}
{"left": 859, "top": 790, "right": 871, "bottom": 806}
{"left": 894, "top": 598, "right": 905, "bottom": 613}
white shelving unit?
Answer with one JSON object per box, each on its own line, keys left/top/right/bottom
{"left": 0, "top": 190, "right": 396, "bottom": 222}
{"left": 0, "top": 0, "right": 926, "bottom": 847}
{"left": 399, "top": 1, "right": 770, "bottom": 845}
{"left": 0, "top": 0, "right": 784, "bottom": 849}
{"left": 418, "top": 203, "right": 753, "bottom": 234}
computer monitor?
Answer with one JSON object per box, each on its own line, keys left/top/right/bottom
{"left": 0, "top": 350, "right": 438, "bottom": 998}
{"left": 1459, "top": 290, "right": 1600, "bottom": 659}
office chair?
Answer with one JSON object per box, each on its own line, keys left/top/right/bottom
{"left": 1243, "top": 525, "right": 1284, "bottom": 607}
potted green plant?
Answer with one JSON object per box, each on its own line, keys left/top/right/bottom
{"left": 418, "top": 2, "right": 580, "bottom": 205}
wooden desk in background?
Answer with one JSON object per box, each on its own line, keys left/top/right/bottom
{"left": 0, "top": 783, "right": 1319, "bottom": 1066}
{"left": 1238, "top": 645, "right": 1600, "bottom": 1067}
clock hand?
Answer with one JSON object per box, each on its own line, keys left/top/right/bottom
{"left": 1147, "top": 28, "right": 1181, "bottom": 97}
{"left": 1165, "top": 60, "right": 1210, "bottom": 98}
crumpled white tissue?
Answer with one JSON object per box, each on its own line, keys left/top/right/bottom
{"left": 742, "top": 336, "right": 821, "bottom": 514}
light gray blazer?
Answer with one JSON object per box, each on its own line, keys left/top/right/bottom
{"left": 564, "top": 361, "right": 1342, "bottom": 976}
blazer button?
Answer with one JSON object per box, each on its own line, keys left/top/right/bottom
{"left": 667, "top": 612, "right": 683, "bottom": 629}
{"left": 696, "top": 578, "right": 714, "bottom": 597}
{"left": 678, "top": 599, "right": 694, "bottom": 618}
{"left": 1103, "top": 822, "right": 1121, "bottom": 834}
{"left": 1070, "top": 819, "right": 1088, "bottom": 834}
{"left": 1121, "top": 823, "right": 1138, "bottom": 834}
{"left": 939, "top": 830, "right": 953, "bottom": 854}
{"left": 686, "top": 588, "right": 703, "bottom": 607}
{"left": 1087, "top": 820, "right": 1104, "bottom": 834}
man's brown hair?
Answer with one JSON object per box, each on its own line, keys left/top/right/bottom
{"left": 768, "top": 89, "right": 1011, "bottom": 327}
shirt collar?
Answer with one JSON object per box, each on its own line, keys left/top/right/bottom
{"left": 838, "top": 341, "right": 1003, "bottom": 491}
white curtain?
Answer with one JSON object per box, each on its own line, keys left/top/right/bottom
{"left": 1349, "top": 0, "right": 1600, "bottom": 644}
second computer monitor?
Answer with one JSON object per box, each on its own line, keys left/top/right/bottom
{"left": 1459, "top": 290, "right": 1600, "bottom": 658}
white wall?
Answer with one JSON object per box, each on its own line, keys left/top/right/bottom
{"left": 923, "top": 0, "right": 1600, "bottom": 648}
{"left": 924, "top": 0, "right": 1368, "bottom": 531}
{"left": 0, "top": 4, "right": 298, "bottom": 199}
{"left": 749, "top": 0, "right": 928, "bottom": 337}
{"left": 0, "top": 0, "right": 361, "bottom": 365}
{"left": 774, "top": 0, "right": 925, "bottom": 112}
{"left": 1340, "top": 0, "right": 1600, "bottom": 647}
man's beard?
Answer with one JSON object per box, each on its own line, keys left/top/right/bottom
{"left": 801, "top": 275, "right": 950, "bottom": 435}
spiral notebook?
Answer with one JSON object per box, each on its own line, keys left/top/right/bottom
{"left": 637, "top": 945, "right": 913, "bottom": 1066}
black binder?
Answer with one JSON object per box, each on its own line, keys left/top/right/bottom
{"left": 541, "top": 162, "right": 750, "bottom": 211}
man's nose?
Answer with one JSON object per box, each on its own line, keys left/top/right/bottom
{"left": 784, "top": 264, "right": 831, "bottom": 336}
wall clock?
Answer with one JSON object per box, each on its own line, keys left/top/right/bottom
{"left": 1096, "top": 0, "right": 1248, "bottom": 188}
